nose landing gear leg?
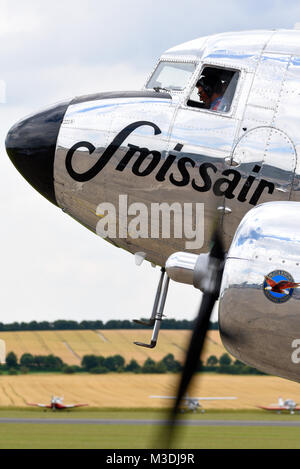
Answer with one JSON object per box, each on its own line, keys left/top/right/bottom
{"left": 133, "top": 268, "right": 170, "bottom": 349}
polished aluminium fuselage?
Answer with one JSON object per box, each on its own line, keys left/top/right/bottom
{"left": 53, "top": 29, "right": 300, "bottom": 266}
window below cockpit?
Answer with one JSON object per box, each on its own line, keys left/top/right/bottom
{"left": 146, "top": 61, "right": 196, "bottom": 92}
{"left": 187, "top": 66, "right": 240, "bottom": 113}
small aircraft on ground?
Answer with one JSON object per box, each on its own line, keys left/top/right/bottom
{"left": 259, "top": 397, "right": 300, "bottom": 415}
{"left": 150, "top": 393, "right": 237, "bottom": 413}
{"left": 26, "top": 396, "right": 88, "bottom": 411}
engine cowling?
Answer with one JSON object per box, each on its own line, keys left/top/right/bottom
{"left": 219, "top": 201, "right": 300, "bottom": 382}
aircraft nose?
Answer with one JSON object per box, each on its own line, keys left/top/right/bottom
{"left": 5, "top": 99, "right": 71, "bottom": 206}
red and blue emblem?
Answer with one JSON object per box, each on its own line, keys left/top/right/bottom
{"left": 263, "top": 270, "right": 300, "bottom": 303}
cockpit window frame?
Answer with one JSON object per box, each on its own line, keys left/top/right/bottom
{"left": 184, "top": 63, "right": 242, "bottom": 117}
{"left": 144, "top": 59, "right": 199, "bottom": 94}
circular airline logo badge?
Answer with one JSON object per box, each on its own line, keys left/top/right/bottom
{"left": 263, "top": 270, "right": 295, "bottom": 303}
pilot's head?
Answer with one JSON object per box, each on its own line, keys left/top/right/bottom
{"left": 196, "top": 75, "right": 222, "bottom": 108}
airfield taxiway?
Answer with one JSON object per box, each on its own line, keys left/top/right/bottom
{"left": 1, "top": 418, "right": 300, "bottom": 427}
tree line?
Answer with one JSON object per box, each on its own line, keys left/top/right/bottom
{"left": 0, "top": 319, "right": 219, "bottom": 331}
{"left": 1, "top": 351, "right": 265, "bottom": 375}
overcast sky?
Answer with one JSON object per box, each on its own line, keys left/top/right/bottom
{"left": 0, "top": 0, "right": 299, "bottom": 324}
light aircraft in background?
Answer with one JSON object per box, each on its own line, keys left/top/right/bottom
{"left": 150, "top": 393, "right": 237, "bottom": 413}
{"left": 259, "top": 397, "right": 300, "bottom": 415}
{"left": 6, "top": 29, "right": 300, "bottom": 417}
{"left": 26, "top": 396, "right": 88, "bottom": 411}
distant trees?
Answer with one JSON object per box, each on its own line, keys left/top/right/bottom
{"left": 81, "top": 354, "right": 182, "bottom": 374}
{"left": 20, "top": 353, "right": 35, "bottom": 368}
{"left": 142, "top": 358, "right": 157, "bottom": 373}
{"left": 4, "top": 352, "right": 64, "bottom": 372}
{"left": 0, "top": 319, "right": 219, "bottom": 331}
{"left": 125, "top": 359, "right": 140, "bottom": 373}
{"left": 81, "top": 355, "right": 105, "bottom": 371}
{"left": 160, "top": 354, "right": 182, "bottom": 373}
{"left": 6, "top": 352, "right": 18, "bottom": 369}
{"left": 104, "top": 355, "right": 125, "bottom": 372}
{"left": 219, "top": 353, "right": 232, "bottom": 366}
{"left": 81, "top": 355, "right": 125, "bottom": 373}
{"left": 0, "top": 351, "right": 266, "bottom": 375}
{"left": 206, "top": 355, "right": 218, "bottom": 366}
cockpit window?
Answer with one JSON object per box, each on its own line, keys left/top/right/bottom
{"left": 146, "top": 61, "right": 196, "bottom": 92}
{"left": 187, "top": 66, "right": 240, "bottom": 113}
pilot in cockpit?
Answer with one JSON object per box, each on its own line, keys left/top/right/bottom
{"left": 196, "top": 75, "right": 228, "bottom": 112}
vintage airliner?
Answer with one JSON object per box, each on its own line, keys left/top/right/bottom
{"left": 6, "top": 29, "right": 300, "bottom": 409}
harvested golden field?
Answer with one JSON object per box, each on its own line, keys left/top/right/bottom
{"left": 0, "top": 373, "right": 299, "bottom": 409}
{"left": 0, "top": 330, "right": 228, "bottom": 365}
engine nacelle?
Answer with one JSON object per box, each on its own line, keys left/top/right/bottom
{"left": 219, "top": 201, "right": 300, "bottom": 382}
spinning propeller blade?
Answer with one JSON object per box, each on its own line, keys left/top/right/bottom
{"left": 164, "top": 228, "right": 225, "bottom": 447}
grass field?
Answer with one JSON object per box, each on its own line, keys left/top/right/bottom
{"left": 0, "top": 330, "right": 227, "bottom": 365}
{"left": 0, "top": 371, "right": 300, "bottom": 449}
{"left": 0, "top": 409, "right": 300, "bottom": 448}
{"left": 2, "top": 330, "right": 300, "bottom": 448}
{"left": 2, "top": 423, "right": 300, "bottom": 449}
{"left": 1, "top": 373, "right": 300, "bottom": 409}
{"left": 0, "top": 408, "right": 299, "bottom": 421}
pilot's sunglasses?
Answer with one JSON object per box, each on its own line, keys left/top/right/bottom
{"left": 197, "top": 87, "right": 206, "bottom": 96}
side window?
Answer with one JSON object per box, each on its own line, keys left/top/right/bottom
{"left": 187, "top": 66, "right": 240, "bottom": 113}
